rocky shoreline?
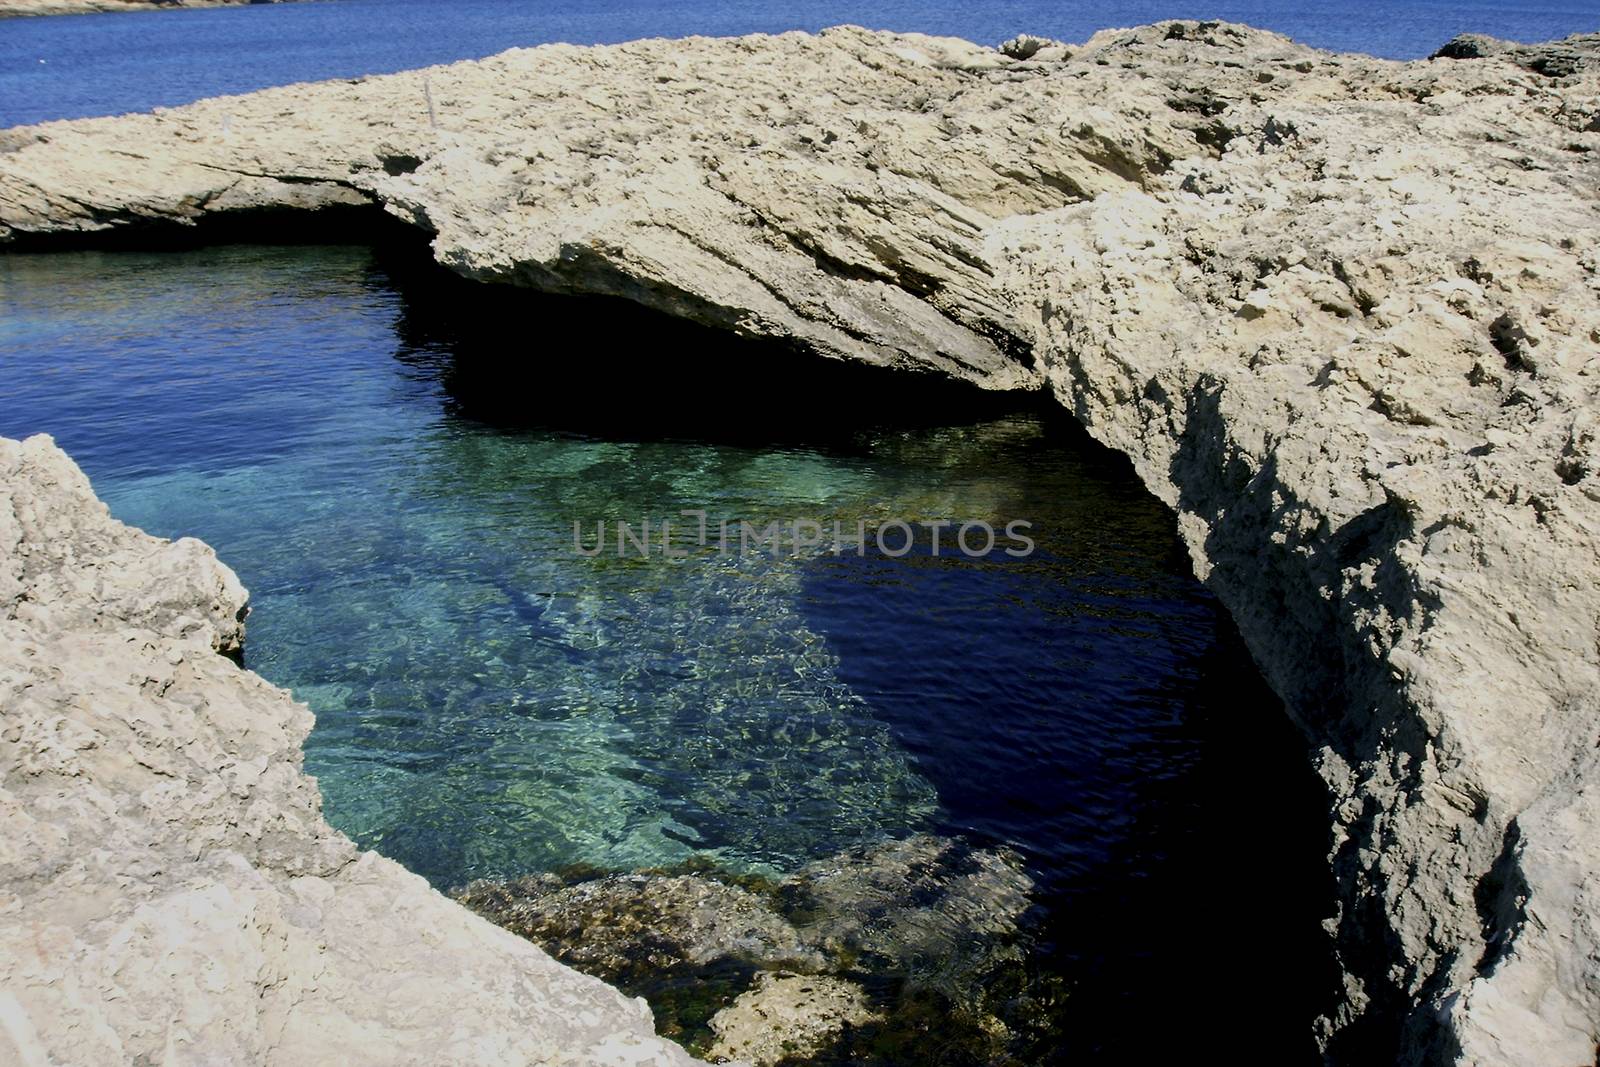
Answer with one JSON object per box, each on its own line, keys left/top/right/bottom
{"left": 0, "top": 435, "right": 701, "bottom": 1065}
{"left": 0, "top": 0, "right": 291, "bottom": 19}
{"left": 2, "top": 20, "right": 1598, "bottom": 1064}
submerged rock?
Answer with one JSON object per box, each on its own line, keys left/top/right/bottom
{"left": 456, "top": 835, "right": 1042, "bottom": 1062}
{"left": 708, "top": 972, "right": 880, "bottom": 1066}
{"left": 780, "top": 834, "right": 1035, "bottom": 1000}
{"left": 456, "top": 869, "right": 824, "bottom": 983}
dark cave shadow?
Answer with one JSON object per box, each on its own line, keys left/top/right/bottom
{"left": 795, "top": 537, "right": 1342, "bottom": 1064}
{"left": 363, "top": 232, "right": 1041, "bottom": 450}
{"left": 1167, "top": 375, "right": 1451, "bottom": 1063}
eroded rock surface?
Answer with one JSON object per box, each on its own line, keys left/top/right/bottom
{"left": 708, "top": 972, "right": 880, "bottom": 1066}
{"left": 2, "top": 21, "right": 1599, "bottom": 1063}
{"left": 455, "top": 869, "right": 826, "bottom": 983}
{"left": 456, "top": 836, "right": 1042, "bottom": 1063}
{"left": 0, "top": 433, "right": 703, "bottom": 1065}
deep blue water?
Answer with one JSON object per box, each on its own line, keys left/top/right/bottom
{"left": 0, "top": 242, "right": 1337, "bottom": 1059}
{"left": 2, "top": 0, "right": 1597, "bottom": 127}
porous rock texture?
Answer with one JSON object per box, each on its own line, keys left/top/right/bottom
{"left": 455, "top": 836, "right": 1039, "bottom": 1063}
{"left": 1, "top": 20, "right": 1599, "bottom": 1064}
{"left": 0, "top": 434, "right": 704, "bottom": 1065}
{"left": 707, "top": 972, "right": 879, "bottom": 1066}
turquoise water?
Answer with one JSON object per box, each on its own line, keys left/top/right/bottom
{"left": 0, "top": 241, "right": 1214, "bottom": 882}
{"left": 2, "top": 0, "right": 1596, "bottom": 127}
{"left": 0, "top": 242, "right": 1334, "bottom": 1059}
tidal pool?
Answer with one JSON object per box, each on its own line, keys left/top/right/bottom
{"left": 0, "top": 241, "right": 1336, "bottom": 1061}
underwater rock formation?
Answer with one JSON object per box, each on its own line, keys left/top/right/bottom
{"left": 2, "top": 21, "right": 1598, "bottom": 1063}
{"left": 455, "top": 835, "right": 1043, "bottom": 1065}
{"left": 707, "top": 971, "right": 880, "bottom": 1066}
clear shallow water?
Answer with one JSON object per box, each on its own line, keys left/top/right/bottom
{"left": 0, "top": 242, "right": 1334, "bottom": 1059}
{"left": 3, "top": 0, "right": 1597, "bottom": 127}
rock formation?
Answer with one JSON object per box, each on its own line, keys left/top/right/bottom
{"left": 706, "top": 971, "right": 879, "bottom": 1066}
{"left": 0, "top": 435, "right": 702, "bottom": 1065}
{"left": 0, "top": 0, "right": 289, "bottom": 19}
{"left": 1, "top": 20, "right": 1598, "bottom": 1064}
{"left": 455, "top": 836, "right": 1041, "bottom": 1064}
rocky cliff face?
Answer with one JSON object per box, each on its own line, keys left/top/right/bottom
{"left": 0, "top": 435, "right": 702, "bottom": 1065}
{"left": 1, "top": 22, "right": 1597, "bottom": 1064}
